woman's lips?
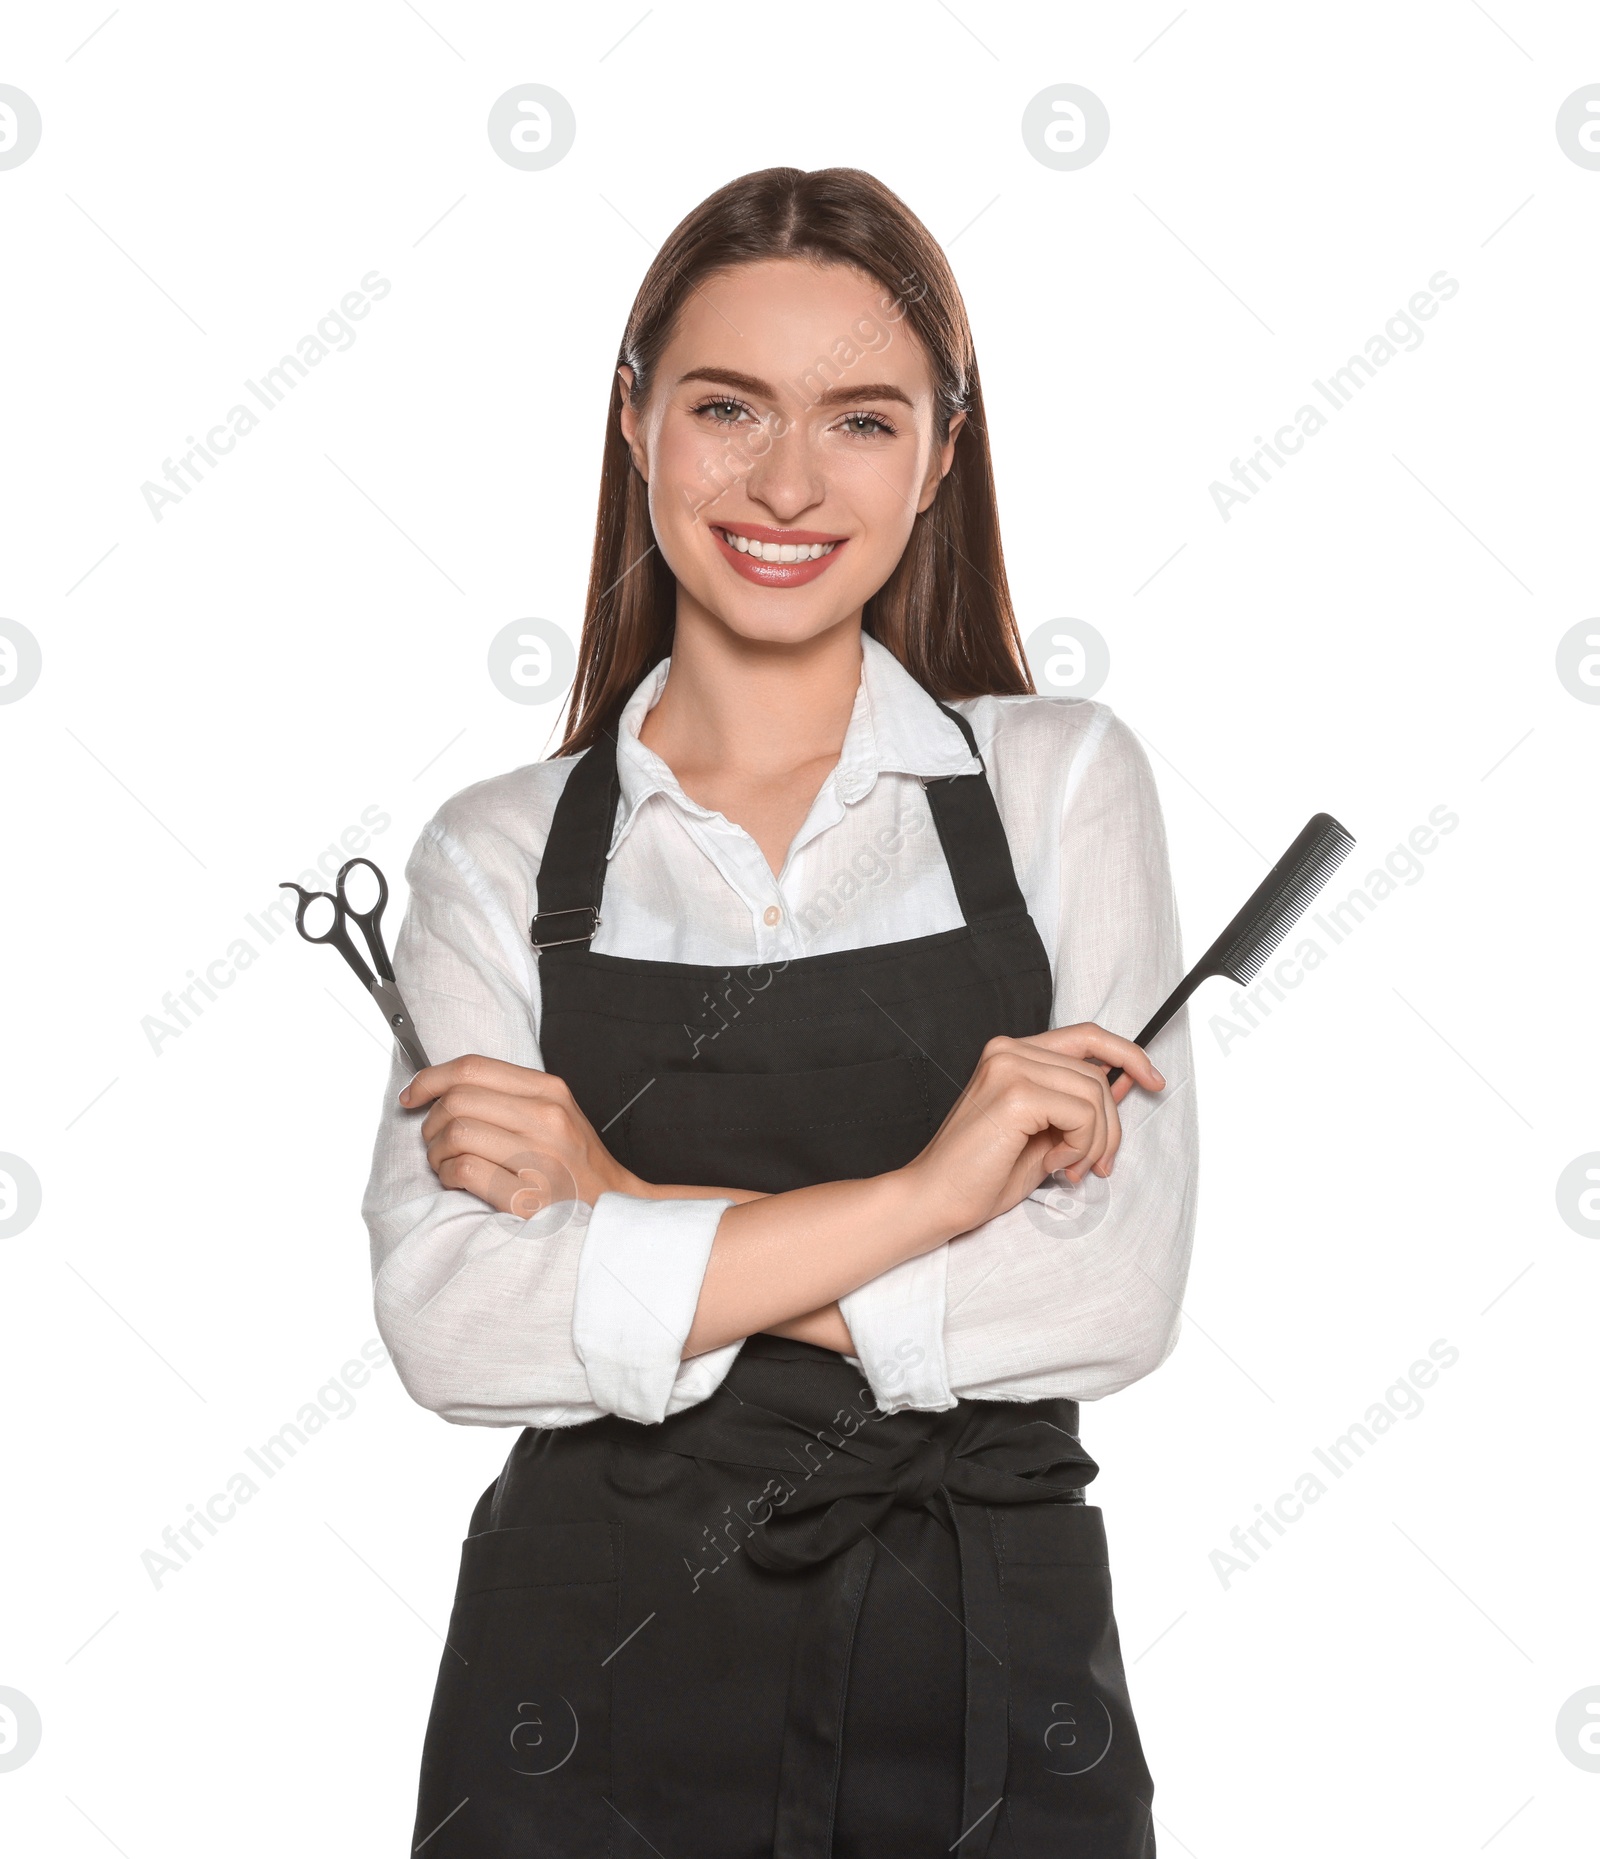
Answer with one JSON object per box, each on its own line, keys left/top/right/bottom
{"left": 710, "top": 523, "right": 848, "bottom": 588}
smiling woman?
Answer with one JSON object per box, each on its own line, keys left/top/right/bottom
{"left": 559, "top": 176, "right": 1029, "bottom": 761}
{"left": 366, "top": 165, "right": 1196, "bottom": 1858}
{"left": 621, "top": 264, "right": 950, "bottom": 638}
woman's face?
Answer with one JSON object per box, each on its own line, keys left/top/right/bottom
{"left": 618, "top": 256, "right": 965, "bottom": 648}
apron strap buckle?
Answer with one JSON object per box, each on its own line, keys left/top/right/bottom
{"left": 529, "top": 905, "right": 602, "bottom": 949}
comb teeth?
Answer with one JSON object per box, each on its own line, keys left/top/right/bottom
{"left": 1206, "top": 813, "right": 1356, "bottom": 985}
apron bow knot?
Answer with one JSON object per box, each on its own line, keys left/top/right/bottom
{"left": 894, "top": 1434, "right": 952, "bottom": 1508}
{"left": 640, "top": 1384, "right": 1100, "bottom": 1858}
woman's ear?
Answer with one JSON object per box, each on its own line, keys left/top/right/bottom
{"left": 916, "top": 408, "right": 968, "bottom": 513}
{"left": 617, "top": 365, "right": 648, "bottom": 482}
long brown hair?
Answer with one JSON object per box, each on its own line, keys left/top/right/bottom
{"left": 558, "top": 165, "right": 1034, "bottom": 755}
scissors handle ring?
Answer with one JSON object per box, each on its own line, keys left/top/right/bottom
{"left": 281, "top": 881, "right": 343, "bottom": 946}
{"left": 337, "top": 855, "right": 389, "bottom": 920}
{"left": 336, "top": 856, "right": 395, "bottom": 982}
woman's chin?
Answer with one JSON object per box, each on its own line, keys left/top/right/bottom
{"left": 723, "top": 611, "right": 860, "bottom": 654}
{"left": 676, "top": 580, "right": 871, "bottom": 651}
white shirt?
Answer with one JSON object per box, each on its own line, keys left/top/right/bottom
{"left": 362, "top": 634, "right": 1199, "bottom": 1429}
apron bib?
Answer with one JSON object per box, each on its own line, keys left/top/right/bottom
{"left": 409, "top": 700, "right": 1157, "bottom": 1857}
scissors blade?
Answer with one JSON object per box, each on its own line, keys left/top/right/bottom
{"left": 367, "top": 978, "right": 432, "bottom": 1074}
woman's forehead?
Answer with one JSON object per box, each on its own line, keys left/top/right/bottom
{"left": 659, "top": 258, "right": 932, "bottom": 397}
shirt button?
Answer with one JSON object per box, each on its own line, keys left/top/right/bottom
{"left": 762, "top": 905, "right": 782, "bottom": 927}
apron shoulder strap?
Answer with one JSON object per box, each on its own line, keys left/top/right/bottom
{"left": 922, "top": 701, "right": 1033, "bottom": 927}
{"left": 530, "top": 700, "right": 1033, "bottom": 948}
{"left": 529, "top": 729, "right": 618, "bottom": 949}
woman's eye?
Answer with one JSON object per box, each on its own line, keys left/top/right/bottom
{"left": 697, "top": 399, "right": 748, "bottom": 425}
{"left": 840, "top": 412, "right": 895, "bottom": 438}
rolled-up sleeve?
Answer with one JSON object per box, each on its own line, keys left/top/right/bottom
{"left": 576, "top": 1193, "right": 740, "bottom": 1424}
{"left": 362, "top": 807, "right": 744, "bottom": 1428}
{"left": 838, "top": 1247, "right": 953, "bottom": 1413}
{"left": 841, "top": 704, "right": 1200, "bottom": 1411}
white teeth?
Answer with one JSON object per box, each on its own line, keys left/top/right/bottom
{"left": 718, "top": 529, "right": 837, "bottom": 562}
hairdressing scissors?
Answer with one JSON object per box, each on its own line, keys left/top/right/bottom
{"left": 280, "top": 857, "right": 432, "bottom": 1073}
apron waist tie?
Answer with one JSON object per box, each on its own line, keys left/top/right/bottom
{"left": 633, "top": 1383, "right": 1100, "bottom": 1859}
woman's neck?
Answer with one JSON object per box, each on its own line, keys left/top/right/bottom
{"left": 636, "top": 599, "right": 867, "bottom": 875}
{"left": 639, "top": 603, "right": 864, "bottom": 786}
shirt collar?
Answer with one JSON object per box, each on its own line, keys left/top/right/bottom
{"left": 851, "top": 631, "right": 980, "bottom": 793}
{"left": 607, "top": 632, "right": 979, "bottom": 855}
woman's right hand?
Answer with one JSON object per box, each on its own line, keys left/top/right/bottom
{"left": 898, "top": 1024, "right": 1165, "bottom": 1239}
{"left": 401, "top": 1054, "right": 772, "bottom": 1219}
{"left": 401, "top": 1054, "right": 643, "bottom": 1215}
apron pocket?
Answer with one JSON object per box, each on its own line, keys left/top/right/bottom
{"left": 412, "top": 1521, "right": 621, "bottom": 1858}
{"left": 616, "top": 1051, "right": 937, "bottom": 1191}
{"left": 994, "top": 1505, "right": 1156, "bottom": 1856}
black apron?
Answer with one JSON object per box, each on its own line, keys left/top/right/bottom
{"left": 409, "top": 701, "right": 1157, "bottom": 1857}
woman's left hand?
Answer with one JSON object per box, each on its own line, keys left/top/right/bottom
{"left": 401, "top": 1054, "right": 640, "bottom": 1216}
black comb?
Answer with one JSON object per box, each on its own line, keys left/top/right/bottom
{"left": 1104, "top": 812, "right": 1356, "bottom": 1085}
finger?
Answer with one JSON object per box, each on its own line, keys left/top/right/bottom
{"left": 434, "top": 1150, "right": 523, "bottom": 1214}
{"left": 436, "top": 1151, "right": 586, "bottom": 1218}
{"left": 1028, "top": 1024, "right": 1166, "bottom": 1090}
{"left": 1060, "top": 1057, "right": 1123, "bottom": 1160}
{"left": 1092, "top": 1091, "right": 1125, "bottom": 1178}
{"left": 985, "top": 1032, "right": 1122, "bottom": 1078}
{"left": 419, "top": 1084, "right": 569, "bottom": 1145}
{"left": 400, "top": 1054, "right": 570, "bottom": 1111}
{"left": 1031, "top": 1056, "right": 1113, "bottom": 1146}
{"left": 1021, "top": 1059, "right": 1124, "bottom": 1183}
{"left": 1039, "top": 1132, "right": 1092, "bottom": 1181}
{"left": 987, "top": 1051, "right": 1103, "bottom": 1116}
{"left": 1085, "top": 1065, "right": 1124, "bottom": 1178}
{"left": 1058, "top": 1071, "right": 1114, "bottom": 1183}
{"left": 401, "top": 1054, "right": 526, "bottom": 1110}
{"left": 986, "top": 1036, "right": 1156, "bottom": 1122}
{"left": 398, "top": 1063, "right": 447, "bottom": 1110}
{"left": 996, "top": 1057, "right": 1109, "bottom": 1180}
{"left": 1012, "top": 1128, "right": 1070, "bottom": 1196}
{"left": 1060, "top": 1090, "right": 1108, "bottom": 1183}
{"left": 1053, "top": 1117, "right": 1103, "bottom": 1184}
{"left": 426, "top": 1116, "right": 548, "bottom": 1174}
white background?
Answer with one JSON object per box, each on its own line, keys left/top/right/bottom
{"left": 1, "top": 3, "right": 1596, "bottom": 1854}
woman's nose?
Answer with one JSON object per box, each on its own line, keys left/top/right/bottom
{"left": 740, "top": 414, "right": 827, "bottom": 520}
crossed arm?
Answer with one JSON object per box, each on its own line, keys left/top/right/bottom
{"left": 398, "top": 1027, "right": 1164, "bottom": 1360}
{"left": 368, "top": 710, "right": 1194, "bottom": 1420}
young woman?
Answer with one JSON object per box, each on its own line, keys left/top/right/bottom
{"left": 364, "top": 166, "right": 1197, "bottom": 1858}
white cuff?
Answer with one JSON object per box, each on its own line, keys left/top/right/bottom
{"left": 573, "top": 1193, "right": 738, "bottom": 1425}
{"left": 837, "top": 1246, "right": 955, "bottom": 1414}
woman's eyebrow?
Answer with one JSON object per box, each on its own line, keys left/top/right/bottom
{"left": 676, "top": 367, "right": 914, "bottom": 410}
